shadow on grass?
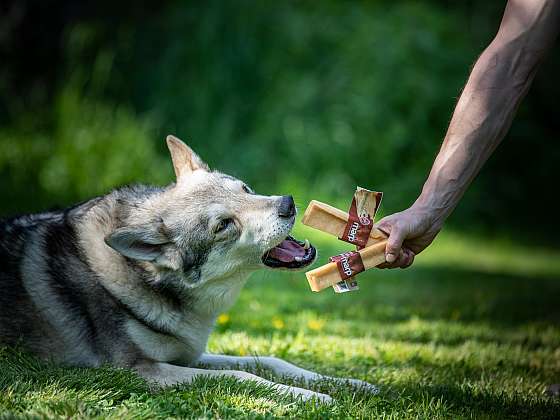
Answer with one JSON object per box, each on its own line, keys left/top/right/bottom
{"left": 386, "top": 265, "right": 560, "bottom": 325}
{"left": 382, "top": 380, "right": 560, "bottom": 419}
{"left": 242, "top": 264, "right": 560, "bottom": 327}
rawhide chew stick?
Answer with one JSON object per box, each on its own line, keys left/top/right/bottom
{"left": 302, "top": 187, "right": 386, "bottom": 293}
{"left": 302, "top": 200, "right": 386, "bottom": 248}
{"left": 305, "top": 240, "right": 387, "bottom": 292}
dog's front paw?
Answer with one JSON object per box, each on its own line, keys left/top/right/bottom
{"left": 304, "top": 390, "right": 333, "bottom": 405}
{"left": 281, "top": 385, "right": 333, "bottom": 404}
{"left": 336, "top": 378, "right": 379, "bottom": 395}
{"left": 307, "top": 391, "right": 333, "bottom": 404}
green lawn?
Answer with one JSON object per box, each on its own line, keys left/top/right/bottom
{"left": 1, "top": 226, "right": 560, "bottom": 419}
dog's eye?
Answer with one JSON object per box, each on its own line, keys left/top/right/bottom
{"left": 215, "top": 218, "right": 234, "bottom": 233}
{"left": 242, "top": 184, "right": 253, "bottom": 194}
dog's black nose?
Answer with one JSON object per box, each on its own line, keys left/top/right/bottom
{"left": 278, "top": 195, "right": 296, "bottom": 218}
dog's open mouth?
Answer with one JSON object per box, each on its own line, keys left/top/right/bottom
{"left": 262, "top": 235, "right": 316, "bottom": 269}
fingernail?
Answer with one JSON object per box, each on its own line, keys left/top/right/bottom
{"left": 386, "top": 253, "right": 396, "bottom": 263}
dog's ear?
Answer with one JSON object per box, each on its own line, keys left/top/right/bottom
{"left": 166, "top": 135, "right": 209, "bottom": 180}
{"left": 105, "top": 224, "right": 179, "bottom": 270}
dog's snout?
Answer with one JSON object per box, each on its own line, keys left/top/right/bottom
{"left": 278, "top": 195, "right": 296, "bottom": 218}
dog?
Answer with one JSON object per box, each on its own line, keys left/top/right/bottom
{"left": 0, "top": 135, "right": 376, "bottom": 403}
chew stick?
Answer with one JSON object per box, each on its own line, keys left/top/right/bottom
{"left": 302, "top": 200, "right": 386, "bottom": 246}
{"left": 305, "top": 241, "right": 387, "bottom": 292}
{"left": 302, "top": 199, "right": 388, "bottom": 292}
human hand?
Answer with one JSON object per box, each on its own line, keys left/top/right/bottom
{"left": 374, "top": 205, "right": 443, "bottom": 269}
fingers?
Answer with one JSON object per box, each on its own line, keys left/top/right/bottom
{"left": 374, "top": 214, "right": 415, "bottom": 269}
{"left": 400, "top": 248, "right": 415, "bottom": 268}
{"left": 377, "top": 248, "right": 415, "bottom": 269}
{"left": 384, "top": 225, "right": 405, "bottom": 264}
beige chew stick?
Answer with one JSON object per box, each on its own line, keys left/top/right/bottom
{"left": 302, "top": 200, "right": 387, "bottom": 292}
{"left": 302, "top": 200, "right": 389, "bottom": 292}
{"left": 305, "top": 241, "right": 387, "bottom": 292}
{"left": 302, "top": 200, "right": 386, "bottom": 246}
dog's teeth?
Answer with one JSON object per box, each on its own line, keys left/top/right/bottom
{"left": 303, "top": 239, "right": 310, "bottom": 250}
{"left": 295, "top": 256, "right": 303, "bottom": 262}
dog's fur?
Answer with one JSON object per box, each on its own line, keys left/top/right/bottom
{"left": 0, "top": 136, "right": 376, "bottom": 402}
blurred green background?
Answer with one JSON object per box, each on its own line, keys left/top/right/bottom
{"left": 1, "top": 0, "right": 559, "bottom": 243}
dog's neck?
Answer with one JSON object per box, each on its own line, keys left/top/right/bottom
{"left": 189, "top": 272, "right": 250, "bottom": 317}
{"left": 76, "top": 190, "right": 250, "bottom": 327}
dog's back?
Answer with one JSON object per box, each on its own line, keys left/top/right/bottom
{"left": 0, "top": 200, "right": 141, "bottom": 366}
{"left": 0, "top": 213, "right": 47, "bottom": 350}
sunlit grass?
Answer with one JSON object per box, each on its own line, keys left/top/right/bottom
{"left": 1, "top": 229, "right": 560, "bottom": 418}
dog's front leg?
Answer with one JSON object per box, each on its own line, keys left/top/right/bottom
{"left": 197, "top": 354, "right": 378, "bottom": 394}
{"left": 134, "top": 361, "right": 332, "bottom": 403}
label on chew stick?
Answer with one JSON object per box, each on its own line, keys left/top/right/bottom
{"left": 333, "top": 278, "right": 359, "bottom": 293}
{"left": 329, "top": 251, "right": 365, "bottom": 281}
{"left": 339, "top": 187, "right": 383, "bottom": 248}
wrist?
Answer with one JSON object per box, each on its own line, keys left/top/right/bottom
{"left": 410, "top": 194, "right": 448, "bottom": 231}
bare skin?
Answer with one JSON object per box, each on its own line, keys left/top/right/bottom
{"left": 375, "top": 0, "right": 560, "bottom": 269}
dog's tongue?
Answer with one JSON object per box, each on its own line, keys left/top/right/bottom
{"left": 268, "top": 238, "right": 306, "bottom": 263}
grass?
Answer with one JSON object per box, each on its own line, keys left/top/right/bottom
{"left": 1, "top": 225, "right": 560, "bottom": 419}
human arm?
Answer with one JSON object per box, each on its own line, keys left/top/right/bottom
{"left": 376, "top": 0, "right": 560, "bottom": 268}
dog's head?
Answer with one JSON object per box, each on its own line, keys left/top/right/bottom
{"left": 105, "top": 135, "right": 316, "bottom": 287}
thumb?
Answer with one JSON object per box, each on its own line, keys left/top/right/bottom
{"left": 384, "top": 226, "right": 406, "bottom": 264}
{"left": 373, "top": 216, "right": 393, "bottom": 235}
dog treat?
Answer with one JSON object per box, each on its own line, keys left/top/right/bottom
{"left": 302, "top": 187, "right": 387, "bottom": 293}
{"left": 302, "top": 200, "right": 386, "bottom": 247}
{"left": 305, "top": 241, "right": 387, "bottom": 292}
{"left": 331, "top": 187, "right": 382, "bottom": 292}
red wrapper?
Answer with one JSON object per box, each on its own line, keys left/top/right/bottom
{"left": 339, "top": 188, "right": 383, "bottom": 249}
{"left": 329, "top": 251, "right": 366, "bottom": 281}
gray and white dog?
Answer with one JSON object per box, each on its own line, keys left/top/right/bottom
{"left": 0, "top": 136, "right": 376, "bottom": 402}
